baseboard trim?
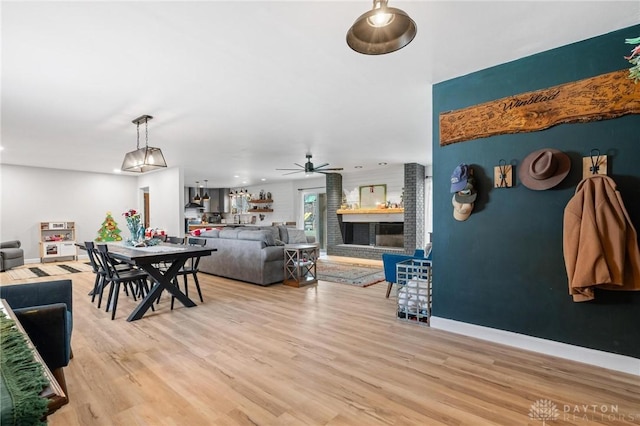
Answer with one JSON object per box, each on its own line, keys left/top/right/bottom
{"left": 25, "top": 255, "right": 88, "bottom": 264}
{"left": 430, "top": 316, "right": 640, "bottom": 376}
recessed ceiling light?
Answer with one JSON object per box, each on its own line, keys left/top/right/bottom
{"left": 378, "top": 162, "right": 388, "bottom": 166}
{"left": 234, "top": 175, "right": 240, "bottom": 178}
{"left": 354, "top": 165, "right": 363, "bottom": 169}
{"left": 242, "top": 181, "right": 247, "bottom": 184}
{"left": 261, "top": 178, "right": 266, "bottom": 181}
{"left": 113, "top": 169, "right": 121, "bottom": 173}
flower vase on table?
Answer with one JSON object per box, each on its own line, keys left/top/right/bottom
{"left": 123, "top": 209, "right": 145, "bottom": 246}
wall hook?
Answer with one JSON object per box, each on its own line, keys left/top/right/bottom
{"left": 494, "top": 159, "right": 513, "bottom": 188}
{"left": 582, "top": 148, "right": 607, "bottom": 179}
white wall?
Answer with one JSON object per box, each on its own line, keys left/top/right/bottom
{"left": 0, "top": 164, "right": 138, "bottom": 261}
{"left": 342, "top": 164, "right": 405, "bottom": 207}
{"left": 137, "top": 167, "right": 183, "bottom": 236}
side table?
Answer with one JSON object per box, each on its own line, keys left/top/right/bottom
{"left": 283, "top": 244, "right": 319, "bottom": 287}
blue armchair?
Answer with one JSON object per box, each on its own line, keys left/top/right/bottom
{"left": 382, "top": 249, "right": 432, "bottom": 298}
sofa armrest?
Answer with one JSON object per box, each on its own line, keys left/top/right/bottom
{"left": 0, "top": 240, "right": 21, "bottom": 249}
{"left": 13, "top": 303, "right": 70, "bottom": 370}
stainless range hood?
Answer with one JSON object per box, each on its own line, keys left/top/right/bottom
{"left": 184, "top": 187, "right": 230, "bottom": 212}
{"left": 185, "top": 187, "right": 204, "bottom": 209}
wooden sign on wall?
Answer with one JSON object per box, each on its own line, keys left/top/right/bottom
{"left": 439, "top": 70, "right": 640, "bottom": 146}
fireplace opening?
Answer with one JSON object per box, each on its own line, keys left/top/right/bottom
{"left": 376, "top": 223, "right": 404, "bottom": 248}
{"left": 341, "top": 222, "right": 403, "bottom": 248}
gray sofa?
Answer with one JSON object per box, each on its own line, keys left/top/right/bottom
{"left": 197, "top": 226, "right": 315, "bottom": 285}
{"left": 0, "top": 240, "right": 25, "bottom": 271}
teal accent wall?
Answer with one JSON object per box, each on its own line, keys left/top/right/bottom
{"left": 432, "top": 25, "right": 640, "bottom": 358}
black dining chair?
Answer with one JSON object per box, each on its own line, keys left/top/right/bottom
{"left": 165, "top": 236, "right": 185, "bottom": 244}
{"left": 85, "top": 241, "right": 136, "bottom": 308}
{"left": 84, "top": 241, "right": 105, "bottom": 304}
{"left": 170, "top": 237, "right": 206, "bottom": 310}
{"left": 95, "top": 244, "right": 152, "bottom": 320}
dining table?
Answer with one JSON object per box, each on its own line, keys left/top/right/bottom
{"left": 106, "top": 243, "right": 215, "bottom": 321}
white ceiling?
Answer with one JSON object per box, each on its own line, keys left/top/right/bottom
{"left": 2, "top": 1, "right": 638, "bottom": 187}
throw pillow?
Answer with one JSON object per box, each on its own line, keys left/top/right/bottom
{"left": 287, "top": 229, "right": 308, "bottom": 244}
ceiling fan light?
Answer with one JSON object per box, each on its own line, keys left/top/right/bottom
{"left": 346, "top": 0, "right": 417, "bottom": 55}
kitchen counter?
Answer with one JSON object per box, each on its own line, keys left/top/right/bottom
{"left": 188, "top": 224, "right": 223, "bottom": 230}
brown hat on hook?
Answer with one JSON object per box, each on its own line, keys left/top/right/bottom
{"left": 519, "top": 148, "right": 571, "bottom": 190}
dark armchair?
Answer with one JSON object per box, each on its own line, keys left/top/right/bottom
{"left": 0, "top": 240, "right": 24, "bottom": 272}
{"left": 0, "top": 279, "right": 73, "bottom": 396}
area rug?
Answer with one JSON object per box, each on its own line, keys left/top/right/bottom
{"left": 6, "top": 262, "right": 94, "bottom": 280}
{"left": 316, "top": 261, "right": 385, "bottom": 287}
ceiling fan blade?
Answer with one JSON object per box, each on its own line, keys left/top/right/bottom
{"left": 314, "top": 168, "right": 344, "bottom": 174}
{"left": 317, "top": 167, "right": 344, "bottom": 171}
{"left": 294, "top": 163, "right": 305, "bottom": 168}
{"left": 276, "top": 168, "right": 302, "bottom": 171}
{"left": 313, "top": 162, "right": 329, "bottom": 169}
{"left": 282, "top": 170, "right": 304, "bottom": 175}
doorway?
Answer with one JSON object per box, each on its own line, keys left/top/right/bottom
{"left": 143, "top": 190, "right": 150, "bottom": 229}
{"left": 303, "top": 192, "right": 327, "bottom": 250}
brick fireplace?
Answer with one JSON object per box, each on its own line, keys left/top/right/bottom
{"left": 325, "top": 163, "right": 425, "bottom": 260}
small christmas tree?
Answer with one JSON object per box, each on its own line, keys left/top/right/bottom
{"left": 95, "top": 211, "right": 123, "bottom": 242}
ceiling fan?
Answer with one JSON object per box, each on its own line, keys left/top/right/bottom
{"left": 276, "top": 153, "right": 343, "bottom": 175}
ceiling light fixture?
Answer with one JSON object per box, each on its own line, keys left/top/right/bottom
{"left": 194, "top": 181, "right": 201, "bottom": 203}
{"left": 121, "top": 115, "right": 167, "bottom": 173}
{"left": 346, "top": 0, "right": 417, "bottom": 55}
{"left": 202, "top": 180, "right": 210, "bottom": 201}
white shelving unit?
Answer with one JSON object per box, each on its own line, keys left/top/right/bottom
{"left": 40, "top": 221, "right": 77, "bottom": 263}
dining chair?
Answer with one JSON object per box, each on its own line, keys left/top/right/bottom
{"left": 85, "top": 241, "right": 136, "bottom": 307}
{"left": 166, "top": 236, "right": 185, "bottom": 244}
{"left": 170, "top": 237, "right": 206, "bottom": 310}
{"left": 84, "top": 241, "right": 105, "bottom": 303}
{"left": 95, "top": 244, "right": 152, "bottom": 320}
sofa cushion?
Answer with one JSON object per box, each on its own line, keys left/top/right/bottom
{"left": 287, "top": 229, "right": 308, "bottom": 244}
{"left": 219, "top": 228, "right": 243, "bottom": 239}
{"left": 257, "top": 226, "right": 280, "bottom": 242}
{"left": 199, "top": 229, "right": 220, "bottom": 238}
{"left": 238, "top": 230, "right": 277, "bottom": 247}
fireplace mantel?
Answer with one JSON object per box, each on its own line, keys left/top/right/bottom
{"left": 337, "top": 208, "right": 404, "bottom": 223}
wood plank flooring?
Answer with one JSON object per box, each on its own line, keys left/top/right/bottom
{"left": 1, "top": 266, "right": 639, "bottom": 425}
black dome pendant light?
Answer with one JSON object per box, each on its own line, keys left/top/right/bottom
{"left": 346, "top": 0, "right": 417, "bottom": 55}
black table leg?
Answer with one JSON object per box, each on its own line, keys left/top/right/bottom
{"left": 127, "top": 258, "right": 195, "bottom": 321}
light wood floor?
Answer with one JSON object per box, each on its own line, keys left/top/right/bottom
{"left": 1, "top": 266, "right": 639, "bottom": 425}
